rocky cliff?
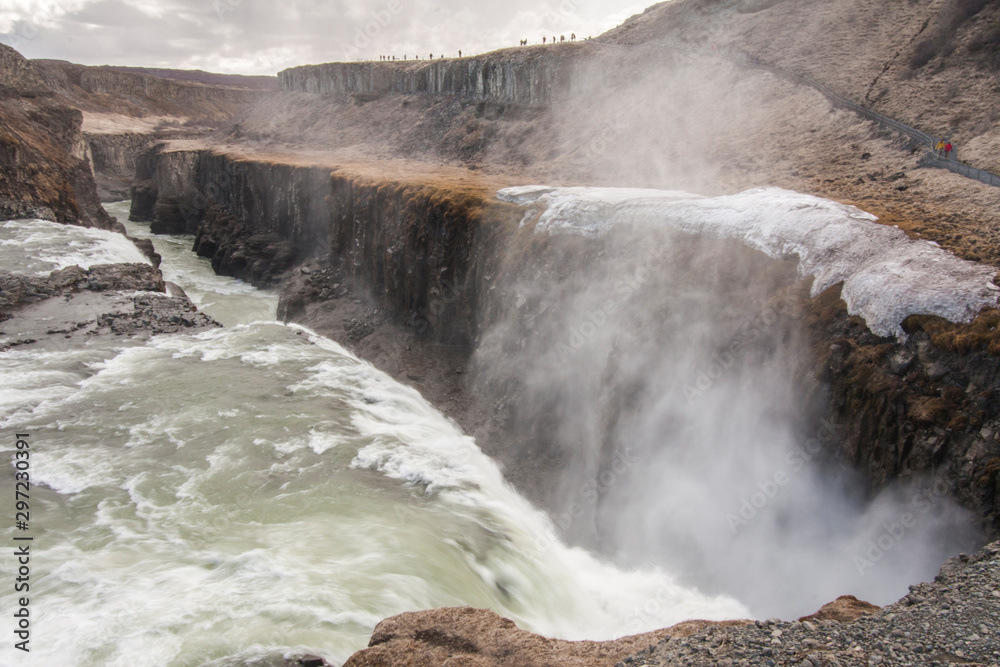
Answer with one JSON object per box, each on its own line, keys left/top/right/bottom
{"left": 130, "top": 146, "right": 522, "bottom": 346}
{"left": 88, "top": 132, "right": 157, "bottom": 201}
{"left": 0, "top": 44, "right": 114, "bottom": 228}
{"left": 278, "top": 44, "right": 599, "bottom": 106}
{"left": 29, "top": 59, "right": 273, "bottom": 202}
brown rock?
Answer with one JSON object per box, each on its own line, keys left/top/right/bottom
{"left": 343, "top": 606, "right": 747, "bottom": 667}
{"left": 798, "top": 595, "right": 880, "bottom": 623}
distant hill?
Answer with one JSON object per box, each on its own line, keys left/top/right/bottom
{"left": 99, "top": 66, "right": 277, "bottom": 91}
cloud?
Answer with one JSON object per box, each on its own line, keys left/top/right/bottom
{"left": 0, "top": 0, "right": 652, "bottom": 75}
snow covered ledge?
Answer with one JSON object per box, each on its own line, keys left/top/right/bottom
{"left": 497, "top": 186, "right": 1000, "bottom": 339}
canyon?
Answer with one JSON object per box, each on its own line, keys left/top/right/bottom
{"left": 4, "top": 0, "right": 1000, "bottom": 664}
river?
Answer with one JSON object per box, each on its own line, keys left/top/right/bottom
{"left": 0, "top": 203, "right": 746, "bottom": 666}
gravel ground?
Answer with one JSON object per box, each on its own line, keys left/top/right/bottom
{"left": 623, "top": 541, "right": 1000, "bottom": 667}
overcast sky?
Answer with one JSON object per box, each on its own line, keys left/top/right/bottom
{"left": 0, "top": 0, "right": 653, "bottom": 75}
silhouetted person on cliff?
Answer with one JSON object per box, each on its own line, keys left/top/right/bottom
{"left": 459, "top": 50, "right": 462, "bottom": 57}
{"left": 560, "top": 35, "right": 565, "bottom": 42}
{"left": 571, "top": 33, "right": 576, "bottom": 41}
{"left": 542, "top": 36, "right": 546, "bottom": 44}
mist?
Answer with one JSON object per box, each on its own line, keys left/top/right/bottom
{"left": 472, "top": 217, "right": 979, "bottom": 619}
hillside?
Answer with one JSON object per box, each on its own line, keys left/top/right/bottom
{"left": 101, "top": 65, "right": 277, "bottom": 91}
{"left": 601, "top": 0, "right": 1000, "bottom": 172}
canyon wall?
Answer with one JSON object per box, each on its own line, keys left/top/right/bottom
{"left": 88, "top": 132, "right": 157, "bottom": 201}
{"left": 278, "top": 44, "right": 599, "bottom": 106}
{"left": 30, "top": 59, "right": 273, "bottom": 202}
{"left": 130, "top": 146, "right": 522, "bottom": 343}
{"left": 192, "top": 153, "right": 334, "bottom": 285}
{"left": 0, "top": 44, "right": 114, "bottom": 228}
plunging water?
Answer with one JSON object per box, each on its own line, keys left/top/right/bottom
{"left": 0, "top": 203, "right": 745, "bottom": 666}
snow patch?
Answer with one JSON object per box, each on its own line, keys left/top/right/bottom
{"left": 497, "top": 186, "right": 999, "bottom": 338}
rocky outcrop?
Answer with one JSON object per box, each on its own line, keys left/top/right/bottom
{"left": 342, "top": 607, "right": 744, "bottom": 667}
{"left": 0, "top": 44, "right": 115, "bottom": 229}
{"left": 339, "top": 540, "right": 1000, "bottom": 667}
{"left": 0, "top": 263, "right": 219, "bottom": 353}
{"left": 278, "top": 44, "right": 599, "bottom": 106}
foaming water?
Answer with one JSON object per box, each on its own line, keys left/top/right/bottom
{"left": 0, "top": 218, "right": 151, "bottom": 275}
{"left": 0, "top": 212, "right": 744, "bottom": 665}
{"left": 106, "top": 201, "right": 279, "bottom": 326}
{"left": 0, "top": 323, "right": 744, "bottom": 665}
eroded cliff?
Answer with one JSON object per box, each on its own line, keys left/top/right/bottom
{"left": 30, "top": 59, "right": 273, "bottom": 202}
{"left": 0, "top": 44, "right": 114, "bottom": 228}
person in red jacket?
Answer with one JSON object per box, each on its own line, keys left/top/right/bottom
{"left": 945, "top": 141, "right": 953, "bottom": 159}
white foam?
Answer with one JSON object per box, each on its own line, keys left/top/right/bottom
{"left": 498, "top": 186, "right": 1000, "bottom": 338}
{"left": 332, "top": 347, "right": 748, "bottom": 639}
{"left": 0, "top": 218, "right": 150, "bottom": 275}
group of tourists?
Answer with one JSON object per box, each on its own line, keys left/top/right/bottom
{"left": 379, "top": 51, "right": 462, "bottom": 61}
{"left": 536, "top": 33, "right": 576, "bottom": 45}
{"left": 376, "top": 32, "right": 587, "bottom": 62}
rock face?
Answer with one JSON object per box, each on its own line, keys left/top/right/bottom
{"left": 191, "top": 152, "right": 333, "bottom": 283}
{"left": 88, "top": 132, "right": 157, "bottom": 201}
{"left": 133, "top": 147, "right": 522, "bottom": 344}
{"left": 129, "top": 145, "right": 203, "bottom": 234}
{"left": 0, "top": 44, "right": 115, "bottom": 228}
{"left": 278, "top": 44, "right": 597, "bottom": 106}
{"left": 0, "top": 263, "right": 219, "bottom": 353}
{"left": 342, "top": 607, "right": 742, "bottom": 667}
{"left": 28, "top": 59, "right": 272, "bottom": 203}
{"left": 807, "top": 287, "right": 1000, "bottom": 533}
